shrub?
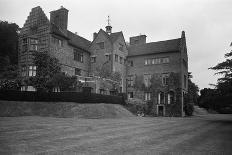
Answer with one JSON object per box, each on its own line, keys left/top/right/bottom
{"left": 184, "top": 102, "right": 194, "bottom": 116}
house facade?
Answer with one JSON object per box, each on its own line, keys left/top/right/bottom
{"left": 127, "top": 33, "right": 188, "bottom": 116}
{"left": 18, "top": 6, "right": 188, "bottom": 116}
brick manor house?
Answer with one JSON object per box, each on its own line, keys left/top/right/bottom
{"left": 18, "top": 6, "right": 188, "bottom": 116}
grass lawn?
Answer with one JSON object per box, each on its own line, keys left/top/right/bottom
{"left": 0, "top": 114, "right": 232, "bottom": 154}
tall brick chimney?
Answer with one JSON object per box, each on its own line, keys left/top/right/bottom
{"left": 50, "top": 6, "right": 69, "bottom": 31}
{"left": 129, "top": 35, "right": 147, "bottom": 45}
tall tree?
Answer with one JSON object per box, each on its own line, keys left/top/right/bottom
{"left": 187, "top": 72, "right": 199, "bottom": 104}
{"left": 209, "top": 43, "right": 232, "bottom": 94}
{"left": 0, "top": 21, "right": 20, "bottom": 90}
{"left": 0, "top": 21, "right": 19, "bottom": 66}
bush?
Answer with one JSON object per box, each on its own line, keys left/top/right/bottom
{"left": 184, "top": 102, "right": 194, "bottom": 116}
{"left": 125, "top": 98, "right": 148, "bottom": 116}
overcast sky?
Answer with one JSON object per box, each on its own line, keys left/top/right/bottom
{"left": 1, "top": 0, "right": 231, "bottom": 90}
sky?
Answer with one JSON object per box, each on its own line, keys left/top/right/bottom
{"left": 0, "top": 0, "right": 231, "bottom": 90}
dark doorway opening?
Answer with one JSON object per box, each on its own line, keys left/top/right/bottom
{"left": 158, "top": 105, "right": 164, "bottom": 116}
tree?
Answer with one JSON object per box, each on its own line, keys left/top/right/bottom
{"left": 95, "top": 62, "right": 122, "bottom": 91}
{"left": 28, "top": 51, "right": 77, "bottom": 92}
{"left": 0, "top": 21, "right": 19, "bottom": 67}
{"left": 0, "top": 21, "right": 20, "bottom": 90}
{"left": 187, "top": 72, "right": 199, "bottom": 104}
{"left": 209, "top": 44, "right": 232, "bottom": 94}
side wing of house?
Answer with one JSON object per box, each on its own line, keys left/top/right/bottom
{"left": 89, "top": 29, "right": 113, "bottom": 75}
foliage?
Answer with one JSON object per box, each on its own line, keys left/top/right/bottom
{"left": 48, "top": 73, "right": 78, "bottom": 91}
{"left": 29, "top": 51, "right": 77, "bottom": 91}
{"left": 200, "top": 44, "right": 232, "bottom": 113}
{"left": 0, "top": 79, "right": 21, "bottom": 90}
{"left": 209, "top": 45, "right": 232, "bottom": 94}
{"left": 95, "top": 62, "right": 122, "bottom": 91}
{"left": 186, "top": 72, "right": 199, "bottom": 104}
{"left": 198, "top": 88, "right": 232, "bottom": 113}
{"left": 0, "top": 21, "right": 20, "bottom": 90}
{"left": 134, "top": 75, "right": 145, "bottom": 91}
{"left": 0, "top": 21, "right": 19, "bottom": 66}
{"left": 184, "top": 102, "right": 194, "bottom": 116}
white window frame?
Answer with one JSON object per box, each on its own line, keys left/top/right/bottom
{"left": 28, "top": 66, "right": 36, "bottom": 77}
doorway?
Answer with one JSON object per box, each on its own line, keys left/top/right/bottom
{"left": 157, "top": 105, "right": 165, "bottom": 116}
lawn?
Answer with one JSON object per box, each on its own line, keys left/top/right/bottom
{"left": 0, "top": 114, "right": 231, "bottom": 154}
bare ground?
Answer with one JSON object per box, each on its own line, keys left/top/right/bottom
{"left": 0, "top": 114, "right": 231, "bottom": 154}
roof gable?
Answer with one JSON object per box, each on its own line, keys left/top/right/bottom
{"left": 128, "top": 38, "right": 181, "bottom": 56}
{"left": 20, "top": 6, "right": 49, "bottom": 36}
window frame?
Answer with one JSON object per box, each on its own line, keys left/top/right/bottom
{"left": 28, "top": 65, "right": 36, "bottom": 77}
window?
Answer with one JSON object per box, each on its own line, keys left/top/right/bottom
{"left": 119, "top": 56, "right": 123, "bottom": 64}
{"left": 58, "top": 40, "right": 62, "bottom": 47}
{"left": 97, "top": 42, "right": 104, "bottom": 49}
{"left": 145, "top": 59, "right": 152, "bottom": 65}
{"left": 158, "top": 92, "right": 165, "bottom": 104}
{"left": 21, "top": 86, "right": 36, "bottom": 91}
{"left": 30, "top": 38, "right": 38, "bottom": 44}
{"left": 21, "top": 66, "right": 27, "bottom": 77}
{"left": 28, "top": 66, "right": 36, "bottom": 77}
{"left": 162, "top": 73, "right": 169, "bottom": 85}
{"left": 75, "top": 68, "right": 81, "bottom": 76}
{"left": 74, "top": 49, "right": 83, "bottom": 63}
{"left": 91, "top": 56, "right": 96, "bottom": 63}
{"left": 22, "top": 38, "right": 28, "bottom": 44}
{"left": 105, "top": 54, "right": 111, "bottom": 61}
{"left": 115, "top": 54, "right": 118, "bottom": 62}
{"left": 119, "top": 43, "right": 123, "bottom": 51}
{"left": 162, "top": 57, "right": 170, "bottom": 63}
{"left": 128, "top": 60, "right": 133, "bottom": 67}
{"left": 52, "top": 37, "right": 63, "bottom": 47}
{"left": 127, "top": 75, "right": 134, "bottom": 87}
{"left": 30, "top": 44, "right": 38, "bottom": 51}
{"left": 168, "top": 91, "right": 175, "bottom": 104}
{"left": 128, "top": 92, "right": 133, "bottom": 99}
{"left": 29, "top": 38, "right": 38, "bottom": 51}
{"left": 145, "top": 59, "right": 148, "bottom": 65}
{"left": 144, "top": 92, "right": 151, "bottom": 101}
{"left": 53, "top": 87, "right": 60, "bottom": 92}
{"left": 144, "top": 74, "right": 151, "bottom": 87}
{"left": 99, "top": 89, "right": 105, "bottom": 95}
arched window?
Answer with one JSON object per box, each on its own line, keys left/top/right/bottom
{"left": 158, "top": 92, "right": 165, "bottom": 104}
{"left": 168, "top": 91, "right": 175, "bottom": 104}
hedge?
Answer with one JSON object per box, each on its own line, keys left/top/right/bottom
{"left": 0, "top": 90, "right": 125, "bottom": 105}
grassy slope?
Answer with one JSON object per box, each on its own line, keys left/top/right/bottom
{"left": 0, "top": 101, "right": 134, "bottom": 118}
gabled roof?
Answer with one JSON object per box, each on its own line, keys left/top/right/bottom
{"left": 128, "top": 38, "right": 181, "bottom": 57}
{"left": 67, "top": 31, "right": 91, "bottom": 51}
{"left": 93, "top": 29, "right": 123, "bottom": 44}
{"left": 109, "top": 32, "right": 123, "bottom": 43}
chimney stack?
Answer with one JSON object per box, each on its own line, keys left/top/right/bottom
{"left": 129, "top": 35, "right": 147, "bottom": 45}
{"left": 93, "top": 32, "right": 98, "bottom": 40}
{"left": 50, "top": 6, "right": 69, "bottom": 31}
